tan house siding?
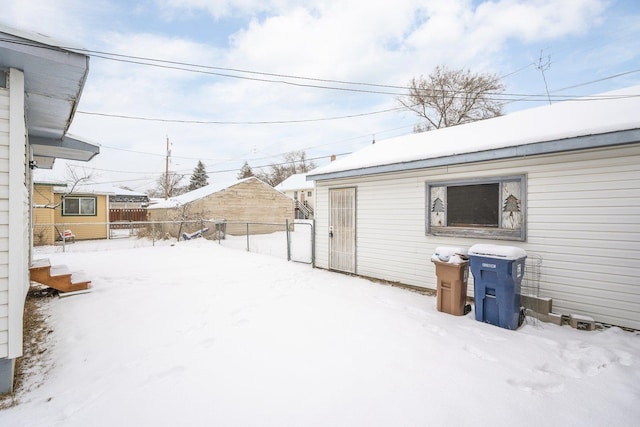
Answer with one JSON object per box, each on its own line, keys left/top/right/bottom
{"left": 53, "top": 193, "right": 108, "bottom": 240}
{"left": 33, "top": 184, "right": 57, "bottom": 245}
{"left": 148, "top": 178, "right": 295, "bottom": 236}
{"left": 314, "top": 144, "right": 640, "bottom": 330}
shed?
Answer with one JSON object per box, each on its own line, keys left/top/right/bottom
{"left": 307, "top": 85, "right": 640, "bottom": 330}
{"left": 0, "top": 24, "right": 99, "bottom": 393}
{"left": 148, "top": 177, "right": 295, "bottom": 237}
{"left": 275, "top": 173, "right": 315, "bottom": 219}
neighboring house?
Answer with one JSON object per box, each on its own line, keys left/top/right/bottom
{"left": 307, "top": 86, "right": 640, "bottom": 331}
{"left": 0, "top": 25, "right": 99, "bottom": 393}
{"left": 275, "top": 173, "right": 315, "bottom": 219}
{"left": 33, "top": 179, "right": 66, "bottom": 246}
{"left": 148, "top": 177, "right": 295, "bottom": 236}
{"left": 32, "top": 182, "right": 150, "bottom": 244}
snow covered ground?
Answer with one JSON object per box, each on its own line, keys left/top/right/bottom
{"left": 1, "top": 237, "right": 639, "bottom": 426}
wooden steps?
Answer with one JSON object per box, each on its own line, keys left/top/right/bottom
{"left": 30, "top": 258, "right": 91, "bottom": 293}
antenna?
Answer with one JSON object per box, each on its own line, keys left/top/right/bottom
{"left": 536, "top": 49, "right": 552, "bottom": 105}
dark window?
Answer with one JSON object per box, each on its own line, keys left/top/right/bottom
{"left": 63, "top": 196, "right": 97, "bottom": 216}
{"left": 447, "top": 183, "right": 499, "bottom": 227}
{"left": 426, "top": 175, "right": 526, "bottom": 241}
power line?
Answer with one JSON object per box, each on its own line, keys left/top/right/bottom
{"left": 0, "top": 37, "right": 409, "bottom": 95}
{"left": 4, "top": 36, "right": 639, "bottom": 102}
{"left": 81, "top": 47, "right": 640, "bottom": 100}
{"left": 76, "top": 105, "right": 408, "bottom": 124}
{"left": 76, "top": 89, "right": 640, "bottom": 125}
{"left": 67, "top": 152, "right": 352, "bottom": 187}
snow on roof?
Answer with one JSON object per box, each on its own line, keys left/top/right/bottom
{"left": 53, "top": 183, "right": 147, "bottom": 197}
{"left": 275, "top": 173, "right": 314, "bottom": 191}
{"left": 148, "top": 177, "right": 254, "bottom": 209}
{"left": 0, "top": 22, "right": 86, "bottom": 53}
{"left": 34, "top": 178, "right": 67, "bottom": 186}
{"left": 309, "top": 85, "right": 640, "bottom": 178}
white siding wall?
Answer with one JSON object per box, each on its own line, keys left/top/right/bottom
{"left": 315, "top": 144, "right": 640, "bottom": 330}
{"left": 0, "top": 86, "right": 9, "bottom": 357}
{"left": 6, "top": 69, "right": 28, "bottom": 359}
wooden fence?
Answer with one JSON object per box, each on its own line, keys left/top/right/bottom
{"left": 109, "top": 208, "right": 147, "bottom": 228}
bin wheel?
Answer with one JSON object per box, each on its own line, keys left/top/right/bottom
{"left": 518, "top": 307, "right": 526, "bottom": 326}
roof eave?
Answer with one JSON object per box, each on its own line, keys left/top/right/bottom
{"left": 308, "top": 128, "right": 640, "bottom": 181}
{"left": 30, "top": 134, "right": 100, "bottom": 169}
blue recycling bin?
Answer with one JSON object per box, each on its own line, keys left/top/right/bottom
{"left": 468, "top": 244, "right": 527, "bottom": 330}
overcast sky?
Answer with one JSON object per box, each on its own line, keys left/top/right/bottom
{"left": 3, "top": 0, "right": 640, "bottom": 191}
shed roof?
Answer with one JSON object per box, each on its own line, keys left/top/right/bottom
{"left": 148, "top": 177, "right": 267, "bottom": 209}
{"left": 275, "top": 173, "right": 314, "bottom": 191}
{"left": 0, "top": 23, "right": 99, "bottom": 168}
{"left": 308, "top": 85, "right": 640, "bottom": 181}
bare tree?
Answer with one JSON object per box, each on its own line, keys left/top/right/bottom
{"left": 398, "top": 65, "right": 505, "bottom": 132}
{"left": 148, "top": 172, "right": 186, "bottom": 199}
{"left": 33, "top": 165, "right": 94, "bottom": 209}
{"left": 284, "top": 150, "right": 317, "bottom": 173}
{"left": 167, "top": 202, "right": 210, "bottom": 241}
{"left": 255, "top": 150, "right": 317, "bottom": 187}
{"left": 255, "top": 164, "right": 291, "bottom": 187}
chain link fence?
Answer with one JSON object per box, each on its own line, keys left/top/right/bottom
{"left": 33, "top": 219, "right": 314, "bottom": 265}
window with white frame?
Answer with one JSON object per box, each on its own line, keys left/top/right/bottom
{"left": 426, "top": 175, "right": 526, "bottom": 240}
{"left": 62, "top": 196, "right": 97, "bottom": 216}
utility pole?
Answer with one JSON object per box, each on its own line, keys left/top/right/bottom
{"left": 165, "top": 136, "right": 170, "bottom": 200}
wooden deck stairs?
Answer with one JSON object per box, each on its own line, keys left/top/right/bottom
{"left": 29, "top": 258, "right": 91, "bottom": 293}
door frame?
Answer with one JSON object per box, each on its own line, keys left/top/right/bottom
{"left": 328, "top": 186, "right": 356, "bottom": 274}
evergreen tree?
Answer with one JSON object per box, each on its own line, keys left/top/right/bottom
{"left": 188, "top": 160, "right": 209, "bottom": 191}
{"left": 237, "top": 161, "right": 254, "bottom": 179}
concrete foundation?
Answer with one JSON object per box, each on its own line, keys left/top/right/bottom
{"left": 521, "top": 295, "right": 552, "bottom": 315}
{"left": 536, "top": 312, "right": 563, "bottom": 326}
{"left": 570, "top": 314, "right": 596, "bottom": 331}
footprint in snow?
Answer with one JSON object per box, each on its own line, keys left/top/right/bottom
{"left": 464, "top": 344, "right": 498, "bottom": 362}
{"left": 507, "top": 377, "right": 565, "bottom": 394}
{"left": 458, "top": 325, "right": 508, "bottom": 342}
{"left": 423, "top": 323, "right": 448, "bottom": 337}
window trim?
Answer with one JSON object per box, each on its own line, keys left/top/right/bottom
{"left": 426, "top": 175, "right": 526, "bottom": 241}
{"left": 62, "top": 196, "right": 97, "bottom": 216}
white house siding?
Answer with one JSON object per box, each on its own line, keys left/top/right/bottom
{"left": 314, "top": 144, "right": 640, "bottom": 330}
{"left": 0, "top": 86, "right": 9, "bottom": 358}
{"left": 0, "top": 69, "right": 29, "bottom": 364}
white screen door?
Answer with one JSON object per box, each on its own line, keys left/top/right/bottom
{"left": 329, "top": 187, "right": 356, "bottom": 273}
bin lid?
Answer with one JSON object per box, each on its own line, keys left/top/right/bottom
{"left": 432, "top": 247, "right": 468, "bottom": 263}
{"left": 468, "top": 244, "right": 527, "bottom": 260}
{"left": 434, "top": 247, "right": 468, "bottom": 256}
